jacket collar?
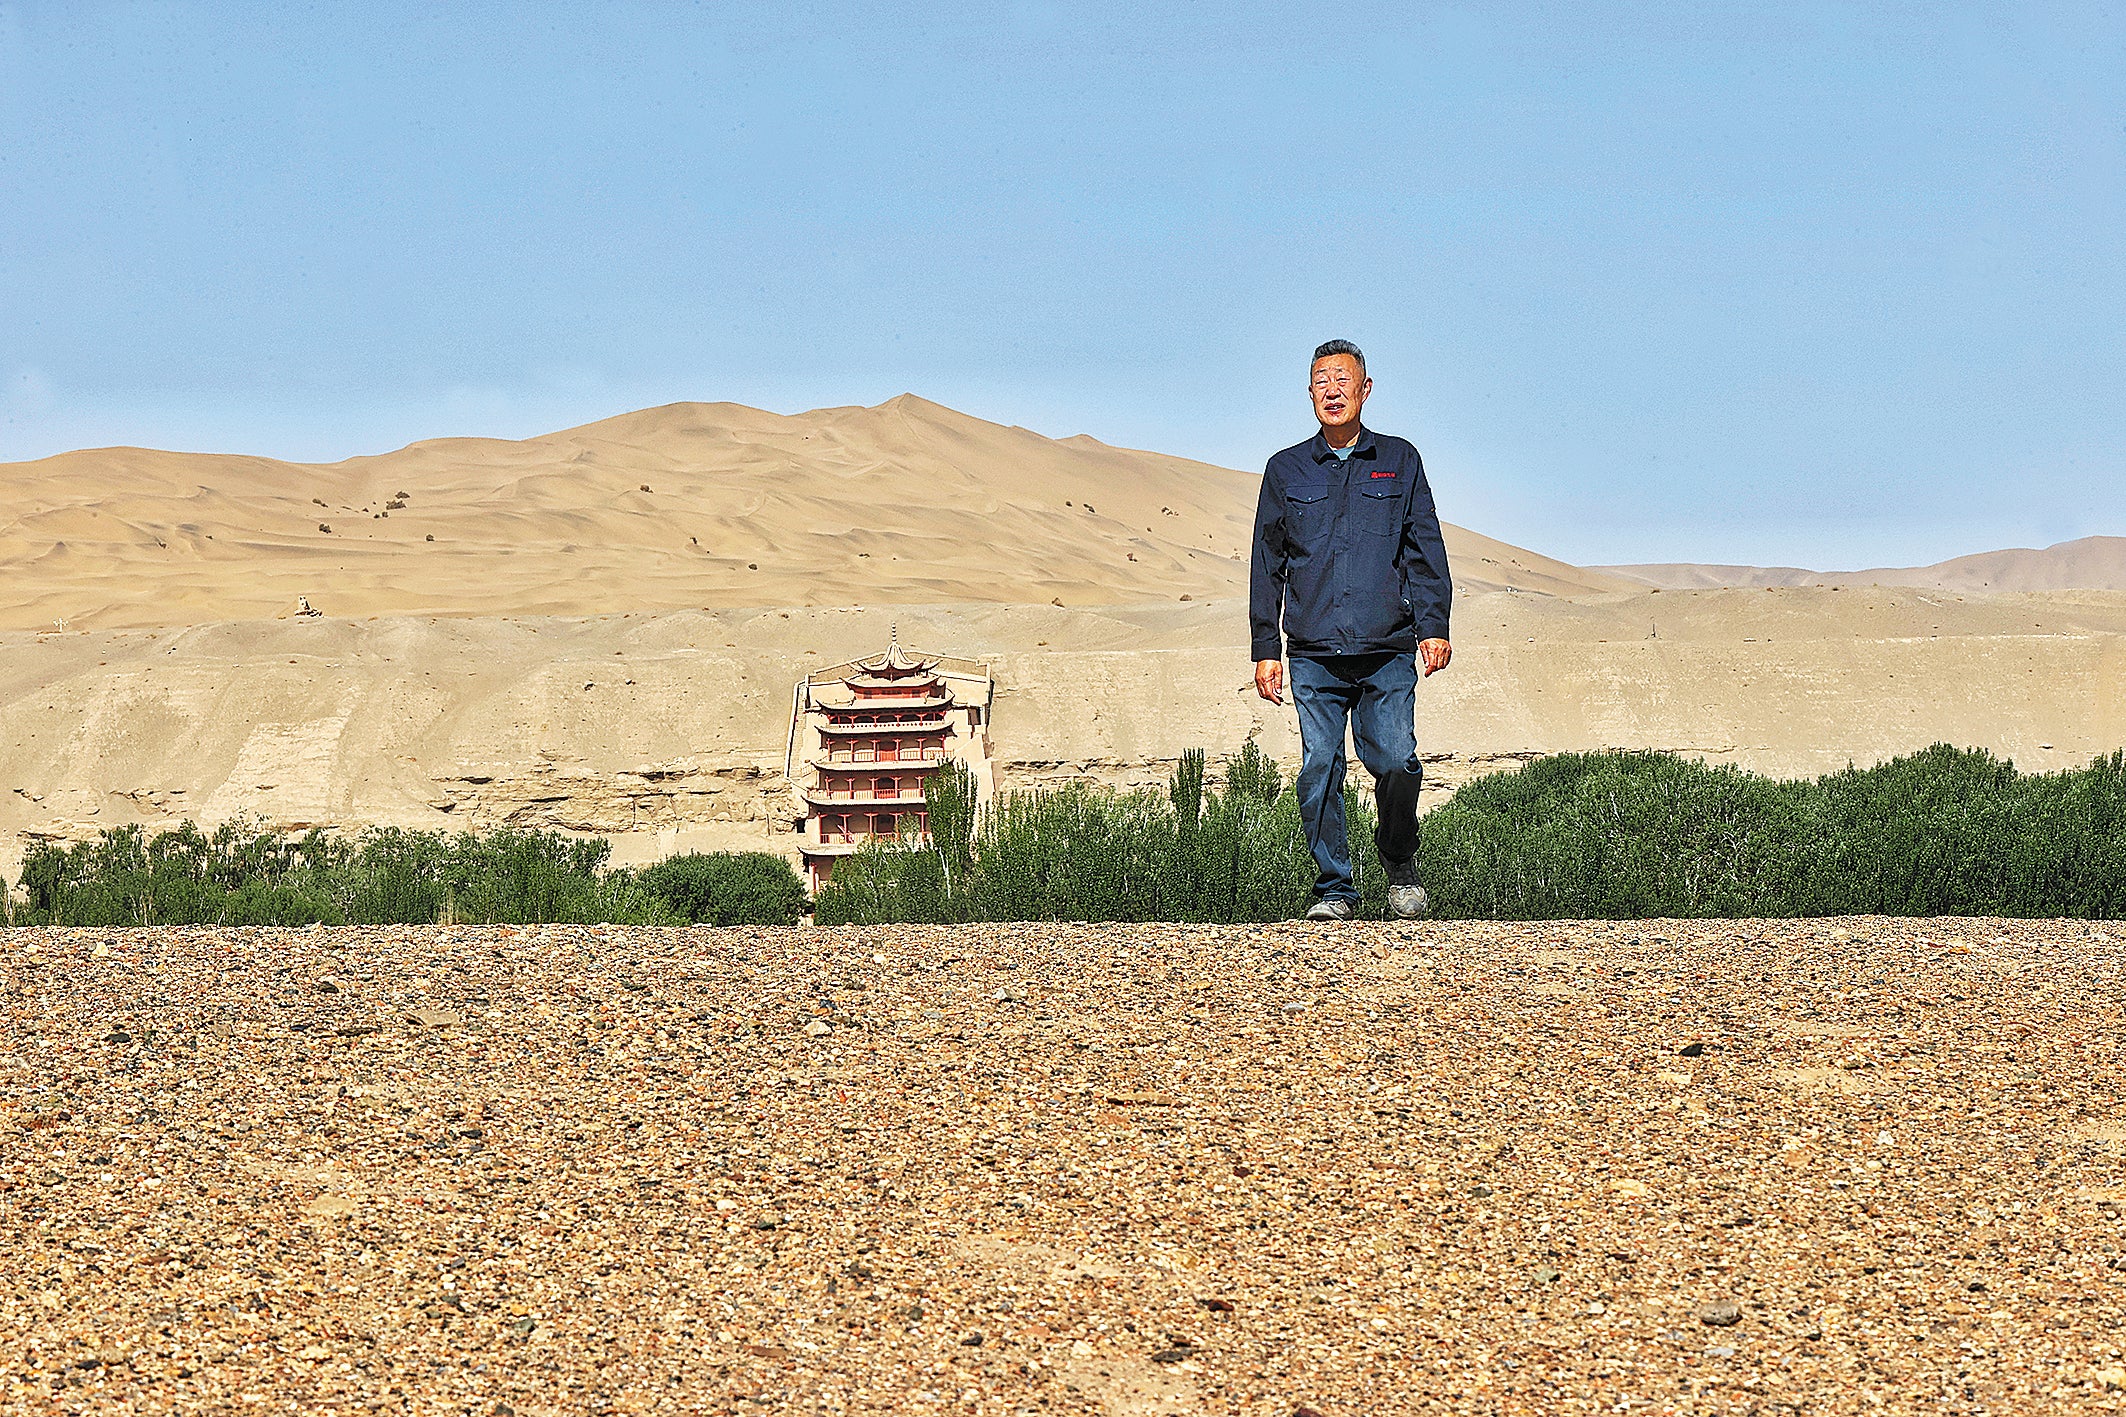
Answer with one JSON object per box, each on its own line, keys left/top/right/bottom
{"left": 1309, "top": 426, "right": 1376, "bottom": 463}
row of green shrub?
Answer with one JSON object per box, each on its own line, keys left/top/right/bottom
{"left": 1426, "top": 744, "right": 2126, "bottom": 919}
{"left": 12, "top": 743, "right": 2121, "bottom": 926}
{"left": 814, "top": 743, "right": 2126, "bottom": 923}
{"left": 814, "top": 742, "right": 1356, "bottom": 923}
{"left": 3, "top": 822, "right": 807, "bottom": 928}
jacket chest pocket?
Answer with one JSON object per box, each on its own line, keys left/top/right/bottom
{"left": 1282, "top": 490, "right": 1331, "bottom": 545}
{"left": 1357, "top": 487, "right": 1402, "bottom": 536}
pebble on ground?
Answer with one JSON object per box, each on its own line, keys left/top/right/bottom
{"left": 4, "top": 919, "right": 2126, "bottom": 1415}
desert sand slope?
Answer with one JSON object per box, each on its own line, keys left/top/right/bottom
{"left": 5, "top": 395, "right": 2120, "bottom": 886}
{"left": 6, "top": 588, "right": 2122, "bottom": 884}
{"left": 1605, "top": 534, "right": 2126, "bottom": 592}
{"left": 0, "top": 395, "right": 1628, "bottom": 632}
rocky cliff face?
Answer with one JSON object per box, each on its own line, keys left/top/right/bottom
{"left": 423, "top": 758, "right": 791, "bottom": 834}
{"left": 992, "top": 749, "right": 1544, "bottom": 801}
{"left": 5, "top": 592, "right": 2121, "bottom": 892}
{"left": 407, "top": 747, "right": 1542, "bottom": 843}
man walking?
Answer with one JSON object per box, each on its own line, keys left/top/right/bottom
{"left": 1249, "top": 340, "right": 1453, "bottom": 921}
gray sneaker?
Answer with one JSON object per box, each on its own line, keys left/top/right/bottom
{"left": 1304, "top": 897, "right": 1356, "bottom": 922}
{"left": 1387, "top": 883, "right": 1429, "bottom": 920}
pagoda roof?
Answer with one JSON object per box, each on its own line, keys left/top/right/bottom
{"left": 802, "top": 786, "right": 929, "bottom": 808}
{"left": 800, "top": 842, "right": 869, "bottom": 859}
{"left": 824, "top": 705, "right": 952, "bottom": 722}
{"left": 822, "top": 698, "right": 950, "bottom": 715}
{"left": 814, "top": 758, "right": 947, "bottom": 774}
{"left": 846, "top": 679, "right": 948, "bottom": 696}
{"left": 860, "top": 629, "right": 937, "bottom": 672}
{"left": 816, "top": 718, "right": 953, "bottom": 736}
{"left": 802, "top": 626, "right": 995, "bottom": 690}
{"left": 807, "top": 685, "right": 952, "bottom": 711}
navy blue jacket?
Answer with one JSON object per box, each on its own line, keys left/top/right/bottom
{"left": 1248, "top": 427, "right": 1452, "bottom": 662}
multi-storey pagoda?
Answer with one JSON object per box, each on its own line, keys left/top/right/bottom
{"left": 785, "top": 631, "right": 995, "bottom": 893}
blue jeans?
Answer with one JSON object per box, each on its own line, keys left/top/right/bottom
{"left": 1290, "top": 652, "right": 1423, "bottom": 904}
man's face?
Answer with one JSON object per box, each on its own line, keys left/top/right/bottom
{"left": 1309, "top": 355, "right": 1370, "bottom": 432}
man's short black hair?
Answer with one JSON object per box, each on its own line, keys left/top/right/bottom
{"left": 1312, "top": 339, "right": 1365, "bottom": 374}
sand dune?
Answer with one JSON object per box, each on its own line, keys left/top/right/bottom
{"left": 0, "top": 395, "right": 1628, "bottom": 633}
{"left": 1604, "top": 534, "right": 2126, "bottom": 593}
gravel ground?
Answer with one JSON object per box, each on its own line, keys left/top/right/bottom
{"left": 5, "top": 918, "right": 2126, "bottom": 1415}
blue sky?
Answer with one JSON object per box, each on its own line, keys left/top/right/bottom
{"left": 2, "top": 2, "right": 2120, "bottom": 568}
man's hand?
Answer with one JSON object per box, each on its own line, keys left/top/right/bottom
{"left": 1419, "top": 638, "right": 1452, "bottom": 677}
{"left": 1254, "top": 658, "right": 1285, "bottom": 705}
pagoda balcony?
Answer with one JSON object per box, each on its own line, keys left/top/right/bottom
{"left": 811, "top": 745, "right": 947, "bottom": 766}
{"left": 809, "top": 771, "right": 932, "bottom": 789}
{"left": 804, "top": 827, "right": 927, "bottom": 851}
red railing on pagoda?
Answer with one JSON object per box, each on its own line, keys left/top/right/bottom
{"left": 812, "top": 810, "right": 928, "bottom": 845}
{"left": 809, "top": 781, "right": 922, "bottom": 801}
{"left": 820, "top": 744, "right": 947, "bottom": 764}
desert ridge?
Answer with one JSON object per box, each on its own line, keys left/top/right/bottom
{"left": 1602, "top": 534, "right": 2126, "bottom": 593}
{"left": 0, "top": 395, "right": 1632, "bottom": 634}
